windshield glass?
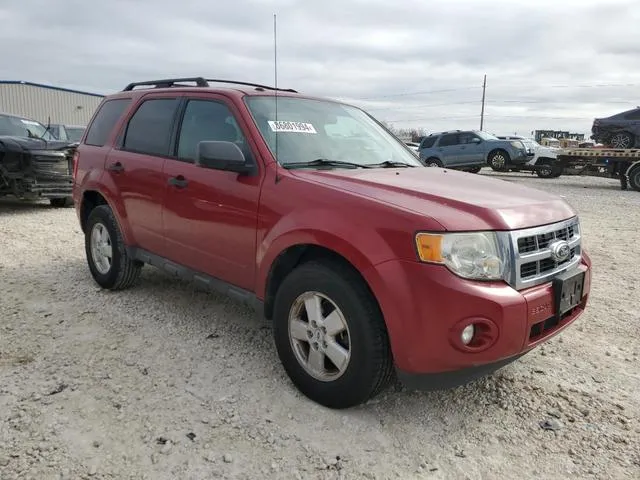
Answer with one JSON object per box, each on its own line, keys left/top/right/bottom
{"left": 0, "top": 114, "right": 57, "bottom": 140}
{"left": 476, "top": 131, "right": 499, "bottom": 141}
{"left": 65, "top": 127, "right": 85, "bottom": 142}
{"left": 244, "top": 96, "right": 422, "bottom": 167}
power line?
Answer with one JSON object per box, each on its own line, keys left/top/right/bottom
{"left": 384, "top": 114, "right": 590, "bottom": 123}
{"left": 354, "top": 82, "right": 640, "bottom": 101}
{"left": 351, "top": 86, "right": 481, "bottom": 100}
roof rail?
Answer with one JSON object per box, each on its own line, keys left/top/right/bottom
{"left": 122, "top": 77, "right": 209, "bottom": 91}
{"left": 121, "top": 77, "right": 298, "bottom": 93}
{"left": 205, "top": 78, "right": 298, "bottom": 93}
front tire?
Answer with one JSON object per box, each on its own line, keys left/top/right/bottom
{"left": 272, "top": 260, "right": 394, "bottom": 409}
{"left": 487, "top": 150, "right": 510, "bottom": 171}
{"left": 85, "top": 205, "right": 142, "bottom": 290}
{"left": 50, "top": 196, "right": 73, "bottom": 208}
{"left": 535, "top": 159, "right": 563, "bottom": 178}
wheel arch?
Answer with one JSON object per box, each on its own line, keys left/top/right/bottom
{"left": 79, "top": 188, "right": 133, "bottom": 244}
{"left": 263, "top": 242, "right": 383, "bottom": 321}
{"left": 487, "top": 147, "right": 509, "bottom": 159}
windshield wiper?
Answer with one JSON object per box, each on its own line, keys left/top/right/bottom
{"left": 283, "top": 158, "right": 364, "bottom": 169}
{"left": 363, "top": 161, "right": 416, "bottom": 168}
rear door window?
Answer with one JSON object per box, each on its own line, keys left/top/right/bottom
{"left": 122, "top": 98, "right": 180, "bottom": 156}
{"left": 438, "top": 133, "right": 460, "bottom": 147}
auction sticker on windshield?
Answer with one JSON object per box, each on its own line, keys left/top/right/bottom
{"left": 20, "top": 119, "right": 41, "bottom": 126}
{"left": 268, "top": 121, "right": 317, "bottom": 134}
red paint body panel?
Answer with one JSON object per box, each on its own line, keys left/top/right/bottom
{"left": 161, "top": 158, "right": 262, "bottom": 291}
{"left": 363, "top": 255, "right": 591, "bottom": 374}
{"left": 73, "top": 84, "right": 593, "bottom": 381}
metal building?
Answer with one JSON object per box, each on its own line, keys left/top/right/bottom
{"left": 0, "top": 80, "right": 105, "bottom": 127}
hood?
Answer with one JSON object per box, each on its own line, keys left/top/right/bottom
{"left": 536, "top": 145, "right": 559, "bottom": 157}
{"left": 0, "top": 135, "right": 75, "bottom": 152}
{"left": 290, "top": 167, "right": 576, "bottom": 231}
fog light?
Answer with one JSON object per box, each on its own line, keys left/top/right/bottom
{"left": 461, "top": 324, "right": 475, "bottom": 345}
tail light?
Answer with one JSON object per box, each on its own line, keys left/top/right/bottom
{"left": 72, "top": 150, "right": 80, "bottom": 180}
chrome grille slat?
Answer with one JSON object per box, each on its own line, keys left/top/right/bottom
{"left": 506, "top": 217, "right": 582, "bottom": 290}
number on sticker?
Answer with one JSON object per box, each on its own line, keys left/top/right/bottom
{"left": 268, "top": 121, "right": 317, "bottom": 134}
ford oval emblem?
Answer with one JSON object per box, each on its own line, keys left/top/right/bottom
{"left": 549, "top": 240, "right": 571, "bottom": 263}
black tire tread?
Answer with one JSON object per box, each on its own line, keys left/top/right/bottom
{"left": 487, "top": 149, "right": 510, "bottom": 171}
{"left": 50, "top": 197, "right": 73, "bottom": 208}
{"left": 86, "top": 204, "right": 142, "bottom": 290}
{"left": 273, "top": 259, "right": 394, "bottom": 408}
{"left": 628, "top": 163, "right": 640, "bottom": 192}
{"left": 425, "top": 157, "right": 443, "bottom": 168}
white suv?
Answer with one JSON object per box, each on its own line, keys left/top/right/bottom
{"left": 497, "top": 135, "right": 562, "bottom": 178}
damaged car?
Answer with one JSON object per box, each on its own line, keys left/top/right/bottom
{"left": 591, "top": 106, "right": 640, "bottom": 149}
{"left": 0, "top": 112, "right": 76, "bottom": 207}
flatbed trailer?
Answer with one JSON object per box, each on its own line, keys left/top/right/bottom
{"left": 554, "top": 148, "right": 640, "bottom": 191}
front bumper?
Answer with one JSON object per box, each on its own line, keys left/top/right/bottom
{"left": 365, "top": 253, "right": 591, "bottom": 389}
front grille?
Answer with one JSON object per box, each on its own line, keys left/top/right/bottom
{"left": 32, "top": 154, "right": 72, "bottom": 178}
{"left": 508, "top": 217, "right": 581, "bottom": 290}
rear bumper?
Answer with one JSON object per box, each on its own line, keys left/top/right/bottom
{"left": 364, "top": 252, "right": 592, "bottom": 389}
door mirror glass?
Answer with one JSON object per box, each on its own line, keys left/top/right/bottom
{"left": 196, "top": 141, "right": 251, "bottom": 173}
{"left": 471, "top": 137, "right": 481, "bottom": 144}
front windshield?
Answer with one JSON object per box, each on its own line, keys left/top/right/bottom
{"left": 477, "top": 131, "right": 500, "bottom": 141}
{"left": 244, "top": 96, "right": 423, "bottom": 167}
{"left": 0, "top": 114, "right": 57, "bottom": 140}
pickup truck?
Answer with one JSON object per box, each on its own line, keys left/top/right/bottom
{"left": 72, "top": 77, "right": 592, "bottom": 409}
{"left": 0, "top": 112, "right": 75, "bottom": 207}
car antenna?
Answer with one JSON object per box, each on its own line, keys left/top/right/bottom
{"left": 273, "top": 13, "right": 281, "bottom": 184}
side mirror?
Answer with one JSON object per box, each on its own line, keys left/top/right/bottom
{"left": 471, "top": 137, "right": 482, "bottom": 144}
{"left": 195, "top": 141, "right": 251, "bottom": 174}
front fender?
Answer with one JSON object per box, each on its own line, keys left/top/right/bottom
{"left": 255, "top": 208, "right": 398, "bottom": 299}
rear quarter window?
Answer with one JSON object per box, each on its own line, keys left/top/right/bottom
{"left": 84, "top": 98, "right": 132, "bottom": 147}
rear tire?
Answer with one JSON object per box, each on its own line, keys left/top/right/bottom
{"left": 627, "top": 163, "right": 640, "bottom": 192}
{"left": 487, "top": 150, "right": 510, "bottom": 171}
{"left": 609, "top": 132, "right": 635, "bottom": 149}
{"left": 272, "top": 260, "right": 394, "bottom": 409}
{"left": 85, "top": 204, "right": 142, "bottom": 290}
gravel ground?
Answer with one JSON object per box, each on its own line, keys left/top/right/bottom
{"left": 1, "top": 171, "right": 639, "bottom": 480}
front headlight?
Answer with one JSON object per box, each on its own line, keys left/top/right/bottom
{"left": 415, "top": 232, "right": 505, "bottom": 280}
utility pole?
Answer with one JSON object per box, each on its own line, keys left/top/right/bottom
{"left": 480, "top": 74, "right": 486, "bottom": 131}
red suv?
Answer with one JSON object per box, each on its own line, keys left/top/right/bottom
{"left": 72, "top": 77, "right": 592, "bottom": 409}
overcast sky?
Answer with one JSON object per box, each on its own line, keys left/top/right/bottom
{"left": 1, "top": 0, "right": 639, "bottom": 137}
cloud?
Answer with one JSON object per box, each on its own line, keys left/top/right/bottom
{"left": 0, "top": 0, "right": 638, "bottom": 136}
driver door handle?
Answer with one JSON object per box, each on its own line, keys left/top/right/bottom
{"left": 168, "top": 176, "right": 189, "bottom": 189}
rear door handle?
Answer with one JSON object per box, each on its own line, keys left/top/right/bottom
{"left": 168, "top": 176, "right": 189, "bottom": 188}
{"left": 108, "top": 162, "right": 124, "bottom": 172}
